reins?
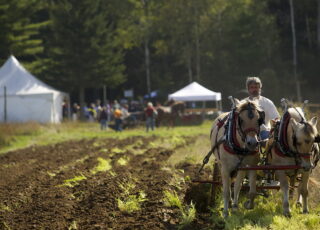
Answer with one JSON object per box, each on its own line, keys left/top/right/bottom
{"left": 199, "top": 102, "right": 262, "bottom": 173}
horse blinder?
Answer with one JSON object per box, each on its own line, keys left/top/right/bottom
{"left": 258, "top": 110, "right": 265, "bottom": 126}
{"left": 314, "top": 134, "right": 320, "bottom": 143}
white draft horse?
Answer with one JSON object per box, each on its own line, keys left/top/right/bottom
{"left": 210, "top": 98, "right": 265, "bottom": 217}
{"left": 267, "top": 103, "right": 319, "bottom": 217}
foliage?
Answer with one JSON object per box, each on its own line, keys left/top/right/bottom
{"left": 0, "top": 0, "right": 48, "bottom": 73}
{"left": 62, "top": 174, "right": 87, "bottom": 187}
{"left": 117, "top": 191, "right": 147, "bottom": 213}
{"left": 90, "top": 157, "right": 112, "bottom": 174}
{"left": 179, "top": 202, "right": 196, "bottom": 230}
{"left": 213, "top": 194, "right": 320, "bottom": 230}
{"left": 163, "top": 190, "right": 182, "bottom": 209}
{"left": 163, "top": 190, "right": 196, "bottom": 229}
{"left": 44, "top": 0, "right": 126, "bottom": 105}
{"left": 1, "top": 0, "right": 320, "bottom": 104}
{"left": 0, "top": 121, "right": 212, "bottom": 154}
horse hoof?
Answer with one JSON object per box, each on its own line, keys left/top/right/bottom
{"left": 244, "top": 200, "right": 253, "bottom": 210}
{"left": 232, "top": 204, "right": 239, "bottom": 212}
{"left": 296, "top": 202, "right": 302, "bottom": 208}
{"left": 223, "top": 211, "right": 229, "bottom": 218}
{"left": 303, "top": 210, "right": 309, "bottom": 214}
{"left": 284, "top": 212, "right": 292, "bottom": 218}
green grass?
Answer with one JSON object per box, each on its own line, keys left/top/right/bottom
{"left": 164, "top": 190, "right": 182, "bottom": 209}
{"left": 117, "top": 191, "right": 147, "bottom": 213}
{"left": 212, "top": 194, "right": 320, "bottom": 230}
{"left": 163, "top": 190, "right": 196, "bottom": 229}
{"left": 0, "top": 121, "right": 212, "bottom": 154}
{"left": 90, "top": 157, "right": 112, "bottom": 174}
{"left": 61, "top": 174, "right": 87, "bottom": 187}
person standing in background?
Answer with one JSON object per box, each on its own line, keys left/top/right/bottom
{"left": 144, "top": 102, "right": 157, "bottom": 132}
{"left": 99, "top": 106, "right": 109, "bottom": 130}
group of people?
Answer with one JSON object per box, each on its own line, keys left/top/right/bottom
{"left": 66, "top": 99, "right": 158, "bottom": 132}
{"left": 64, "top": 76, "right": 276, "bottom": 136}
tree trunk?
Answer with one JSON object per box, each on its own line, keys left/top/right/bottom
{"left": 306, "top": 16, "right": 312, "bottom": 48}
{"left": 289, "top": 0, "right": 301, "bottom": 102}
{"left": 144, "top": 37, "right": 151, "bottom": 95}
{"left": 142, "top": 0, "right": 151, "bottom": 95}
{"left": 317, "top": 0, "right": 320, "bottom": 50}
{"left": 195, "top": 8, "right": 200, "bottom": 81}
{"left": 79, "top": 86, "right": 85, "bottom": 120}
{"left": 187, "top": 50, "right": 193, "bottom": 83}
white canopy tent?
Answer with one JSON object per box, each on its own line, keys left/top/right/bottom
{"left": 0, "top": 55, "right": 67, "bottom": 123}
{"left": 168, "top": 82, "right": 222, "bottom": 110}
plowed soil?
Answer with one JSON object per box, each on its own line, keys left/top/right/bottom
{"left": 0, "top": 136, "right": 212, "bottom": 230}
{"left": 2, "top": 135, "right": 320, "bottom": 230}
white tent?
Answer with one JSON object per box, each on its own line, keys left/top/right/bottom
{"left": 168, "top": 82, "right": 221, "bottom": 101}
{"left": 168, "top": 82, "right": 222, "bottom": 111}
{"left": 0, "top": 55, "right": 67, "bottom": 123}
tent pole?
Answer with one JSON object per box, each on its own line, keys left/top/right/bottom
{"left": 4, "top": 86, "right": 7, "bottom": 123}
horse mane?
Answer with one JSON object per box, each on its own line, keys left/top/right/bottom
{"left": 287, "top": 107, "right": 305, "bottom": 121}
{"left": 287, "top": 107, "right": 317, "bottom": 137}
{"left": 236, "top": 100, "right": 261, "bottom": 112}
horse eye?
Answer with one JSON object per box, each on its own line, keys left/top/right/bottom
{"left": 296, "top": 142, "right": 302, "bottom": 146}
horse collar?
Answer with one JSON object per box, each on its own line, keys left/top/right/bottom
{"left": 224, "top": 109, "right": 258, "bottom": 156}
{"left": 276, "top": 112, "right": 312, "bottom": 159}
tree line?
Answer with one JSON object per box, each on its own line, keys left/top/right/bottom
{"left": 1, "top": 0, "right": 320, "bottom": 108}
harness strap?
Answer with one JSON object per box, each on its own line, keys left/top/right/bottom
{"left": 198, "top": 138, "right": 225, "bottom": 173}
{"left": 223, "top": 143, "right": 258, "bottom": 155}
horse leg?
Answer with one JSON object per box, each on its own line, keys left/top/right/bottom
{"left": 221, "top": 169, "right": 231, "bottom": 218}
{"left": 299, "top": 172, "right": 310, "bottom": 214}
{"left": 289, "top": 176, "right": 295, "bottom": 200}
{"left": 244, "top": 170, "right": 257, "bottom": 210}
{"left": 232, "top": 170, "right": 246, "bottom": 211}
{"left": 278, "top": 171, "right": 291, "bottom": 217}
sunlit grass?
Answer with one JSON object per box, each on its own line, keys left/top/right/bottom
{"left": 164, "top": 190, "right": 182, "bottom": 209}
{"left": 61, "top": 174, "right": 87, "bottom": 187}
{"left": 179, "top": 202, "right": 196, "bottom": 230}
{"left": 0, "top": 120, "right": 212, "bottom": 154}
{"left": 117, "top": 157, "right": 128, "bottom": 166}
{"left": 214, "top": 194, "right": 320, "bottom": 230}
{"left": 68, "top": 220, "right": 78, "bottom": 230}
{"left": 163, "top": 190, "right": 196, "bottom": 229}
{"left": 90, "top": 157, "right": 112, "bottom": 174}
{"left": 117, "top": 191, "right": 147, "bottom": 213}
{"left": 0, "top": 203, "right": 11, "bottom": 212}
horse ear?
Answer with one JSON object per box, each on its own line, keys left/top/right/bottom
{"left": 309, "top": 116, "right": 318, "bottom": 127}
{"left": 234, "top": 98, "right": 240, "bottom": 106}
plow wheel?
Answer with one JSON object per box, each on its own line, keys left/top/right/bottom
{"left": 210, "top": 161, "right": 221, "bottom": 207}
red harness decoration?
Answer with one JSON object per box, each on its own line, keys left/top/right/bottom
{"left": 274, "top": 144, "right": 287, "bottom": 158}
{"left": 280, "top": 113, "right": 291, "bottom": 150}
{"left": 223, "top": 112, "right": 258, "bottom": 155}
{"left": 223, "top": 143, "right": 258, "bottom": 155}
{"left": 274, "top": 112, "right": 312, "bottom": 159}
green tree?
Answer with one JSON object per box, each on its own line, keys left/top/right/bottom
{"left": 0, "top": 0, "right": 47, "bottom": 72}
{"left": 46, "top": 0, "right": 126, "bottom": 111}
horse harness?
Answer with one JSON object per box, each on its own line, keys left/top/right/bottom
{"left": 268, "top": 111, "right": 320, "bottom": 170}
{"left": 199, "top": 103, "right": 264, "bottom": 173}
